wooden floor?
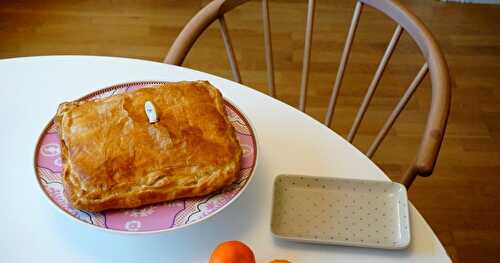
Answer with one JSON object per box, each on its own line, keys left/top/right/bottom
{"left": 1, "top": 0, "right": 499, "bottom": 262}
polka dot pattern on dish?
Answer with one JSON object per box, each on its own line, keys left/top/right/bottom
{"left": 270, "top": 175, "right": 411, "bottom": 249}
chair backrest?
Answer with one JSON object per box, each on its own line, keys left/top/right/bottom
{"left": 164, "top": 0, "right": 451, "bottom": 189}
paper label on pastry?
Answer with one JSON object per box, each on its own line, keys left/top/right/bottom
{"left": 144, "top": 101, "right": 158, "bottom": 123}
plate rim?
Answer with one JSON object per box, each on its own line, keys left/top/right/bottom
{"left": 33, "top": 80, "right": 259, "bottom": 234}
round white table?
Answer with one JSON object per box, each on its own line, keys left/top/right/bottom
{"left": 0, "top": 56, "right": 450, "bottom": 262}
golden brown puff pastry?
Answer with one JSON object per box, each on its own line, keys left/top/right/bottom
{"left": 54, "top": 81, "right": 242, "bottom": 212}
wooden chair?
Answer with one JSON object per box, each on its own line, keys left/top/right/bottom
{"left": 164, "top": 0, "right": 451, "bottom": 189}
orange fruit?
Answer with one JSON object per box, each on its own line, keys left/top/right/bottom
{"left": 209, "top": 240, "right": 256, "bottom": 263}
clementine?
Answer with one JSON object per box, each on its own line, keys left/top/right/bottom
{"left": 209, "top": 240, "right": 256, "bottom": 263}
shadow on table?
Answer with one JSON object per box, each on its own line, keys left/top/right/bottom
{"left": 45, "top": 167, "right": 267, "bottom": 262}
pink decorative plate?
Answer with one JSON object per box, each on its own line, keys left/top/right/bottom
{"left": 34, "top": 81, "right": 257, "bottom": 234}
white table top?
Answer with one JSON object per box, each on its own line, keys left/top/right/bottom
{"left": 0, "top": 56, "right": 450, "bottom": 262}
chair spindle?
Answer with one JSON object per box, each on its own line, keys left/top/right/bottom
{"left": 218, "top": 15, "right": 242, "bottom": 83}
{"left": 299, "top": 0, "right": 316, "bottom": 111}
{"left": 366, "top": 63, "right": 429, "bottom": 158}
{"left": 347, "top": 25, "right": 403, "bottom": 142}
{"left": 324, "top": 1, "right": 363, "bottom": 126}
{"left": 262, "top": 0, "right": 275, "bottom": 97}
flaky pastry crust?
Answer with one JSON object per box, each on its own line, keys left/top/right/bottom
{"left": 55, "top": 81, "right": 242, "bottom": 212}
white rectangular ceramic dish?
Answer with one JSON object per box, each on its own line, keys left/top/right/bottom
{"left": 271, "top": 174, "right": 411, "bottom": 249}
